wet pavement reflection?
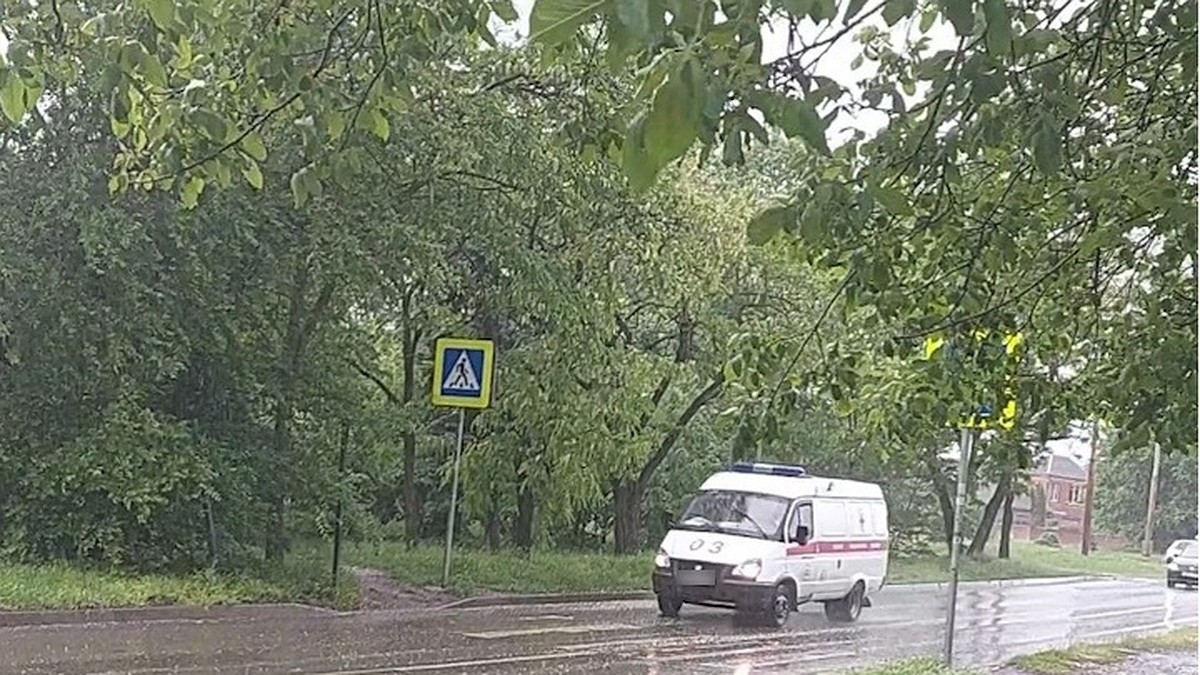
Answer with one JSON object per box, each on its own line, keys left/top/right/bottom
{"left": 3, "top": 577, "right": 1196, "bottom": 674}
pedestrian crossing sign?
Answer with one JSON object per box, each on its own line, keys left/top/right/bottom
{"left": 431, "top": 337, "right": 494, "bottom": 409}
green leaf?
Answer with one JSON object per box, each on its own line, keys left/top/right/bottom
{"left": 644, "top": 58, "right": 700, "bottom": 166}
{"left": 180, "top": 175, "right": 205, "bottom": 209}
{"left": 982, "top": 0, "right": 1013, "bottom": 57}
{"left": 1032, "top": 119, "right": 1061, "bottom": 175}
{"left": 239, "top": 132, "right": 267, "bottom": 161}
{"left": 809, "top": 0, "right": 837, "bottom": 21}
{"left": 0, "top": 74, "right": 28, "bottom": 123}
{"left": 781, "top": 0, "right": 813, "bottom": 16}
{"left": 491, "top": 0, "right": 519, "bottom": 21}
{"left": 868, "top": 184, "right": 914, "bottom": 216}
{"left": 721, "top": 129, "right": 744, "bottom": 166}
{"left": 243, "top": 161, "right": 264, "bottom": 190}
{"left": 615, "top": 0, "right": 650, "bottom": 37}
{"left": 746, "top": 205, "right": 795, "bottom": 245}
{"left": 290, "top": 168, "right": 310, "bottom": 208}
{"left": 769, "top": 94, "right": 829, "bottom": 155}
{"left": 844, "top": 0, "right": 870, "bottom": 22}
{"left": 139, "top": 52, "right": 169, "bottom": 88}
{"left": 882, "top": 0, "right": 915, "bottom": 25}
{"left": 530, "top": 0, "right": 609, "bottom": 45}
{"left": 621, "top": 113, "right": 657, "bottom": 192}
{"left": 369, "top": 108, "right": 390, "bottom": 141}
{"left": 193, "top": 110, "right": 228, "bottom": 142}
{"left": 146, "top": 0, "right": 174, "bottom": 31}
{"left": 939, "top": 0, "right": 974, "bottom": 35}
{"left": 969, "top": 70, "right": 1005, "bottom": 103}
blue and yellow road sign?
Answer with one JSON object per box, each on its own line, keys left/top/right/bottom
{"left": 431, "top": 337, "right": 494, "bottom": 409}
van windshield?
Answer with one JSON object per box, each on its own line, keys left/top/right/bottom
{"left": 677, "top": 490, "right": 789, "bottom": 540}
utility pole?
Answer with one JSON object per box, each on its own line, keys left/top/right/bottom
{"left": 1080, "top": 419, "right": 1100, "bottom": 556}
{"left": 1141, "top": 442, "right": 1162, "bottom": 557}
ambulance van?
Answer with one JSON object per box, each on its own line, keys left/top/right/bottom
{"left": 651, "top": 461, "right": 888, "bottom": 627}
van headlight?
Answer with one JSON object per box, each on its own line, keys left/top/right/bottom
{"left": 1168, "top": 561, "right": 1180, "bottom": 571}
{"left": 732, "top": 559, "right": 762, "bottom": 580}
{"left": 654, "top": 548, "right": 671, "bottom": 569}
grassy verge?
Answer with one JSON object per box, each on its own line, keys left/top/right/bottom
{"left": 345, "top": 541, "right": 650, "bottom": 596}
{"left": 851, "top": 657, "right": 973, "bottom": 675}
{"left": 1009, "top": 627, "right": 1198, "bottom": 675}
{"left": 852, "top": 628, "right": 1196, "bottom": 675}
{"left": 887, "top": 540, "right": 1162, "bottom": 584}
{"left": 345, "top": 539, "right": 1159, "bottom": 596}
{"left": 0, "top": 548, "right": 359, "bottom": 612}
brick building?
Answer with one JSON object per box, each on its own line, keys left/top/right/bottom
{"left": 1009, "top": 454, "right": 1092, "bottom": 546}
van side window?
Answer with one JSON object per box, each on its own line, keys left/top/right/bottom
{"left": 792, "top": 502, "right": 813, "bottom": 541}
{"left": 820, "top": 501, "right": 849, "bottom": 537}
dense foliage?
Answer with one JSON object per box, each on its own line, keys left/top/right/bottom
{"left": 0, "top": 0, "right": 1193, "bottom": 570}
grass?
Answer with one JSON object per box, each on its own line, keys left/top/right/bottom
{"left": 887, "top": 540, "right": 1163, "bottom": 584}
{"left": 852, "top": 628, "right": 1197, "bottom": 675}
{"left": 851, "top": 657, "right": 974, "bottom": 675}
{"left": 0, "top": 537, "right": 1162, "bottom": 612}
{"left": 345, "top": 541, "right": 651, "bottom": 596}
{"left": 345, "top": 538, "right": 1161, "bottom": 597}
{"left": 0, "top": 547, "right": 359, "bottom": 612}
{"left": 1009, "top": 627, "right": 1198, "bottom": 674}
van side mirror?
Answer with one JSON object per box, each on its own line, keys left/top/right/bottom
{"left": 794, "top": 524, "right": 810, "bottom": 545}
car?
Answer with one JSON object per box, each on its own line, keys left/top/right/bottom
{"left": 650, "top": 461, "right": 889, "bottom": 627}
{"left": 1165, "top": 539, "right": 1198, "bottom": 589}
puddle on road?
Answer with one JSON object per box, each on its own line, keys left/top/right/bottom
{"left": 461, "top": 623, "right": 640, "bottom": 640}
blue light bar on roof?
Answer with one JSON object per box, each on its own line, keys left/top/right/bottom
{"left": 730, "top": 461, "right": 807, "bottom": 477}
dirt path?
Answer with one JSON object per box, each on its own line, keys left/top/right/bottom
{"left": 348, "top": 567, "right": 459, "bottom": 610}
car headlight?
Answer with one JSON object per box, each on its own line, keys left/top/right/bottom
{"left": 1168, "top": 562, "right": 1180, "bottom": 571}
{"left": 732, "top": 559, "right": 762, "bottom": 579}
{"left": 654, "top": 549, "right": 671, "bottom": 569}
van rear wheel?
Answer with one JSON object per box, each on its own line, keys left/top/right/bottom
{"left": 824, "top": 582, "right": 864, "bottom": 623}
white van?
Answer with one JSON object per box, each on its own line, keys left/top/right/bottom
{"left": 651, "top": 461, "right": 888, "bottom": 627}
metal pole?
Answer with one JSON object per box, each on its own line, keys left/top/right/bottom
{"left": 1081, "top": 419, "right": 1100, "bottom": 555}
{"left": 1141, "top": 441, "right": 1162, "bottom": 557}
{"left": 332, "top": 422, "right": 349, "bottom": 589}
{"left": 442, "top": 408, "right": 466, "bottom": 587}
{"left": 943, "top": 426, "right": 974, "bottom": 667}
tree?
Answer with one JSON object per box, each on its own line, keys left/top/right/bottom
{"left": 1096, "top": 445, "right": 1198, "bottom": 552}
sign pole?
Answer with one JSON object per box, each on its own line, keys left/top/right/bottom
{"left": 943, "top": 425, "right": 974, "bottom": 666}
{"left": 442, "top": 407, "right": 466, "bottom": 588}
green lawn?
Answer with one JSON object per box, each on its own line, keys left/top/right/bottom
{"left": 345, "top": 538, "right": 1161, "bottom": 597}
{"left": 853, "top": 627, "right": 1197, "bottom": 675}
{"left": 1009, "top": 627, "right": 1197, "bottom": 674}
{"left": 0, "top": 550, "right": 359, "bottom": 612}
{"left": 0, "top": 538, "right": 1161, "bottom": 612}
{"left": 887, "top": 540, "right": 1163, "bottom": 584}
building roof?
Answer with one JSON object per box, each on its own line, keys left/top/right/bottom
{"left": 1036, "top": 453, "right": 1088, "bottom": 481}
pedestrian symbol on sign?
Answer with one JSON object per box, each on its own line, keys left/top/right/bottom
{"left": 442, "top": 350, "right": 481, "bottom": 393}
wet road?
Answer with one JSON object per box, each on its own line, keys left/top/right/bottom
{"left": 3, "top": 578, "right": 1196, "bottom": 674}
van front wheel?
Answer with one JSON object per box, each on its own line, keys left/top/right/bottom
{"left": 657, "top": 592, "right": 682, "bottom": 618}
{"left": 824, "top": 583, "right": 864, "bottom": 623}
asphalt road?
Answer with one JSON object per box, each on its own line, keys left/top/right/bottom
{"left": 3, "top": 578, "right": 1196, "bottom": 674}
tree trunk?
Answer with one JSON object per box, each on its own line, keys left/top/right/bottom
{"left": 515, "top": 482, "right": 536, "bottom": 551}
{"left": 968, "top": 475, "right": 1010, "bottom": 558}
{"left": 926, "top": 459, "right": 955, "bottom": 553}
{"left": 485, "top": 507, "right": 502, "bottom": 551}
{"left": 999, "top": 488, "right": 1014, "bottom": 559}
{"left": 612, "top": 481, "right": 643, "bottom": 555}
{"left": 402, "top": 323, "right": 421, "bottom": 546}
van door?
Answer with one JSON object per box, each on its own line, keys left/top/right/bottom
{"left": 812, "top": 499, "right": 850, "bottom": 599}
{"left": 784, "top": 501, "right": 816, "bottom": 601}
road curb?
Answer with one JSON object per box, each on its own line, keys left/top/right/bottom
{"left": 0, "top": 602, "right": 335, "bottom": 629}
{"left": 436, "top": 590, "right": 654, "bottom": 610}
